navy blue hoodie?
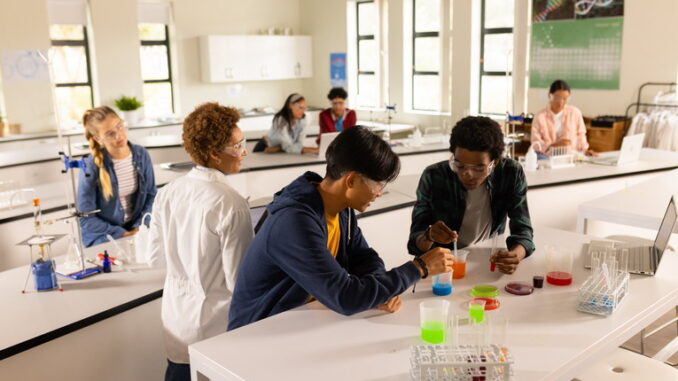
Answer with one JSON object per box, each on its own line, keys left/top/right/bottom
{"left": 228, "top": 172, "right": 422, "bottom": 330}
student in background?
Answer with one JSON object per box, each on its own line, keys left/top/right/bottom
{"left": 228, "top": 126, "right": 453, "bottom": 330}
{"left": 148, "top": 103, "right": 253, "bottom": 381}
{"left": 77, "top": 106, "right": 156, "bottom": 247}
{"left": 408, "top": 116, "right": 535, "bottom": 275}
{"left": 264, "top": 93, "right": 319, "bottom": 154}
{"left": 317, "top": 87, "right": 357, "bottom": 144}
{"left": 531, "top": 79, "right": 597, "bottom": 156}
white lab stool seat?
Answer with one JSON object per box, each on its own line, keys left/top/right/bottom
{"left": 573, "top": 348, "right": 678, "bottom": 381}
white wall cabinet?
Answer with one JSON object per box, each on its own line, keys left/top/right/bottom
{"left": 200, "top": 35, "right": 313, "bottom": 83}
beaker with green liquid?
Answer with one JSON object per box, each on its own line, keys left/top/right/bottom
{"left": 419, "top": 300, "right": 449, "bottom": 344}
{"left": 469, "top": 298, "right": 486, "bottom": 323}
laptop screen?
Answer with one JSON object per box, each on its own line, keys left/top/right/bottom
{"left": 653, "top": 196, "right": 677, "bottom": 256}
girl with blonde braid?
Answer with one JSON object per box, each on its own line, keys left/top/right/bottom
{"left": 77, "top": 106, "right": 157, "bottom": 247}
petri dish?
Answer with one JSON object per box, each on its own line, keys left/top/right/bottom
{"left": 470, "top": 285, "right": 499, "bottom": 298}
{"left": 505, "top": 282, "right": 534, "bottom": 296}
{"left": 470, "top": 297, "right": 500, "bottom": 310}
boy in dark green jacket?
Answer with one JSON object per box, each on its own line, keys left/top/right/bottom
{"left": 408, "top": 116, "right": 535, "bottom": 274}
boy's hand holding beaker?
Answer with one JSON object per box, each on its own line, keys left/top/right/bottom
{"left": 415, "top": 247, "right": 454, "bottom": 277}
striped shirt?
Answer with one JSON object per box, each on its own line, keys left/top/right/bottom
{"left": 113, "top": 154, "right": 138, "bottom": 222}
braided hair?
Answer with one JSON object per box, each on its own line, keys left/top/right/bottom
{"left": 82, "top": 106, "right": 118, "bottom": 200}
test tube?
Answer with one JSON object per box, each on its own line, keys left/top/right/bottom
{"left": 620, "top": 249, "right": 629, "bottom": 274}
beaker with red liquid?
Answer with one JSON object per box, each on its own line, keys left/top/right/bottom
{"left": 545, "top": 245, "right": 573, "bottom": 286}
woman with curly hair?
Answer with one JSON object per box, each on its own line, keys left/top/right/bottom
{"left": 77, "top": 106, "right": 156, "bottom": 247}
{"left": 148, "top": 102, "right": 253, "bottom": 381}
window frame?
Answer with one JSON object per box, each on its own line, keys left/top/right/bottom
{"left": 478, "top": 0, "right": 514, "bottom": 116}
{"left": 139, "top": 24, "right": 175, "bottom": 114}
{"left": 411, "top": 0, "right": 441, "bottom": 112}
{"left": 50, "top": 25, "right": 94, "bottom": 106}
{"left": 355, "top": 0, "right": 378, "bottom": 109}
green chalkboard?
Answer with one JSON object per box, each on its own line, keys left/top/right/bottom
{"left": 530, "top": 17, "right": 623, "bottom": 89}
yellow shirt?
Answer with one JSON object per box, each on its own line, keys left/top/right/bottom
{"left": 326, "top": 212, "right": 340, "bottom": 258}
{"left": 307, "top": 212, "right": 341, "bottom": 304}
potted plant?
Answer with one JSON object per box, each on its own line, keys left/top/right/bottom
{"left": 114, "top": 95, "right": 144, "bottom": 126}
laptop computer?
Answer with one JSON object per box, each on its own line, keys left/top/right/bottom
{"left": 590, "top": 133, "right": 644, "bottom": 166}
{"left": 584, "top": 196, "right": 677, "bottom": 275}
{"left": 318, "top": 132, "right": 341, "bottom": 159}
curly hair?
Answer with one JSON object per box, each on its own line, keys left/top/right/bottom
{"left": 449, "top": 116, "right": 505, "bottom": 161}
{"left": 182, "top": 103, "right": 240, "bottom": 166}
{"left": 327, "top": 87, "right": 348, "bottom": 100}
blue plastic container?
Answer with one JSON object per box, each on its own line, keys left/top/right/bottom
{"left": 32, "top": 260, "right": 57, "bottom": 291}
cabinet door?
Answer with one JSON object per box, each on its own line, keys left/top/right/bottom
{"left": 201, "top": 36, "right": 260, "bottom": 82}
{"left": 201, "top": 35, "right": 313, "bottom": 83}
{"left": 293, "top": 36, "right": 313, "bottom": 79}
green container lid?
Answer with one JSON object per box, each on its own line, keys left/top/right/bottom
{"left": 470, "top": 285, "right": 499, "bottom": 298}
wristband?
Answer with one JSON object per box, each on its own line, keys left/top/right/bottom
{"left": 413, "top": 256, "right": 429, "bottom": 279}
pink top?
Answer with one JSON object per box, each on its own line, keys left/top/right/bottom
{"left": 531, "top": 104, "right": 589, "bottom": 153}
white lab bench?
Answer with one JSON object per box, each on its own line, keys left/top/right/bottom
{"left": 188, "top": 224, "right": 678, "bottom": 381}
{"left": 577, "top": 168, "right": 678, "bottom": 234}
{"left": 4, "top": 147, "right": 678, "bottom": 381}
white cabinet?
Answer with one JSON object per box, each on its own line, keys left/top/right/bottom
{"left": 200, "top": 35, "right": 313, "bottom": 83}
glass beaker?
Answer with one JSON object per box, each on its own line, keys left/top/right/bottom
{"left": 452, "top": 249, "right": 469, "bottom": 279}
{"left": 468, "top": 298, "right": 486, "bottom": 323}
{"left": 432, "top": 269, "right": 453, "bottom": 296}
{"left": 545, "top": 245, "right": 574, "bottom": 286}
{"left": 420, "top": 300, "right": 450, "bottom": 344}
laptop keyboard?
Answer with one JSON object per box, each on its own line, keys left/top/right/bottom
{"left": 587, "top": 244, "right": 653, "bottom": 274}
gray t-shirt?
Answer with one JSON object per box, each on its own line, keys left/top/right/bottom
{"left": 457, "top": 184, "right": 492, "bottom": 248}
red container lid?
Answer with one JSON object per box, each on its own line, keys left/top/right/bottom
{"left": 470, "top": 297, "right": 500, "bottom": 310}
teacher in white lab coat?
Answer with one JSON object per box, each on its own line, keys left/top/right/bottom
{"left": 148, "top": 102, "right": 253, "bottom": 381}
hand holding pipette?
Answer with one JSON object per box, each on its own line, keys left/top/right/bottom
{"left": 425, "top": 221, "right": 458, "bottom": 244}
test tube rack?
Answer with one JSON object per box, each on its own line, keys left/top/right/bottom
{"left": 410, "top": 344, "right": 513, "bottom": 381}
{"left": 577, "top": 270, "right": 629, "bottom": 316}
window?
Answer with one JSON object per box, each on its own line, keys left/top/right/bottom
{"left": 478, "top": 0, "right": 514, "bottom": 115}
{"left": 356, "top": 1, "right": 379, "bottom": 108}
{"left": 411, "top": 0, "right": 440, "bottom": 111}
{"left": 139, "top": 23, "right": 174, "bottom": 119}
{"left": 50, "top": 24, "right": 94, "bottom": 128}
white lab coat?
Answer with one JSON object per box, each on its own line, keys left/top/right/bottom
{"left": 149, "top": 166, "right": 253, "bottom": 363}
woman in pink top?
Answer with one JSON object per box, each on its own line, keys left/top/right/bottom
{"left": 531, "top": 80, "right": 596, "bottom": 156}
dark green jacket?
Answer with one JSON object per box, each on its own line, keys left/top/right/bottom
{"left": 407, "top": 158, "right": 535, "bottom": 256}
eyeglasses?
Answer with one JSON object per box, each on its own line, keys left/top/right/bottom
{"left": 359, "top": 174, "right": 387, "bottom": 195}
{"left": 331, "top": 100, "right": 345, "bottom": 106}
{"left": 100, "top": 122, "right": 127, "bottom": 142}
{"left": 549, "top": 94, "right": 570, "bottom": 103}
{"left": 223, "top": 137, "right": 247, "bottom": 157}
{"left": 451, "top": 160, "right": 494, "bottom": 178}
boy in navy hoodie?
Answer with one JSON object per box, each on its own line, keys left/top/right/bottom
{"left": 229, "top": 126, "right": 453, "bottom": 330}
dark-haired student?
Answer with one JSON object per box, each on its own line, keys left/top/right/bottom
{"left": 531, "top": 79, "right": 596, "bottom": 156}
{"left": 317, "top": 87, "right": 357, "bottom": 144}
{"left": 265, "top": 93, "right": 319, "bottom": 154}
{"left": 228, "top": 126, "right": 453, "bottom": 330}
{"left": 407, "top": 116, "right": 535, "bottom": 275}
